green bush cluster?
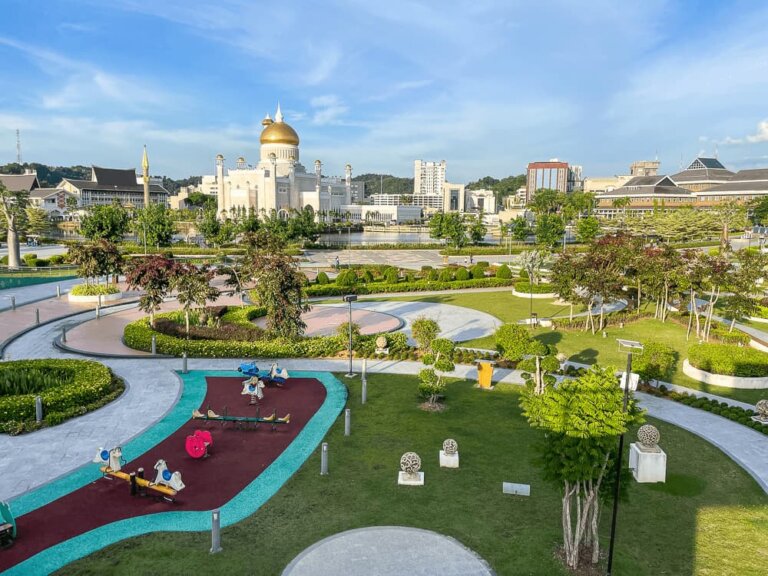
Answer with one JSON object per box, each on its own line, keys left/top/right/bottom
{"left": 688, "top": 343, "right": 768, "bottom": 377}
{"left": 70, "top": 283, "right": 121, "bottom": 296}
{"left": 709, "top": 324, "right": 751, "bottom": 345}
{"left": 496, "top": 264, "right": 512, "bottom": 279}
{"left": 219, "top": 305, "right": 267, "bottom": 326}
{"left": 645, "top": 385, "right": 768, "bottom": 435}
{"left": 514, "top": 281, "right": 555, "bottom": 294}
{"left": 0, "top": 360, "right": 121, "bottom": 434}
{"left": 305, "top": 277, "right": 515, "bottom": 297}
{"left": 316, "top": 271, "right": 330, "bottom": 284}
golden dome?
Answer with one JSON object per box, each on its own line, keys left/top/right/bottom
{"left": 260, "top": 120, "right": 299, "bottom": 146}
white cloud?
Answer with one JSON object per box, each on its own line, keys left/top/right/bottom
{"left": 309, "top": 95, "right": 349, "bottom": 125}
{"left": 746, "top": 120, "right": 768, "bottom": 143}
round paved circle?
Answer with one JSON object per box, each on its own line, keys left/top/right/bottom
{"left": 254, "top": 305, "right": 402, "bottom": 337}
{"left": 282, "top": 526, "right": 495, "bottom": 576}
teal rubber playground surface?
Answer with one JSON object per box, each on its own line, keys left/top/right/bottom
{"left": 4, "top": 370, "right": 347, "bottom": 576}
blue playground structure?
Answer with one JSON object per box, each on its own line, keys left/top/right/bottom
{"left": 237, "top": 362, "right": 290, "bottom": 387}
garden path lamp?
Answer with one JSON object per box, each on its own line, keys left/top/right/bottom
{"left": 343, "top": 294, "right": 358, "bottom": 377}
{"left": 606, "top": 352, "right": 633, "bottom": 576}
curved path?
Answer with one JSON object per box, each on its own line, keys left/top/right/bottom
{"left": 282, "top": 526, "right": 495, "bottom": 576}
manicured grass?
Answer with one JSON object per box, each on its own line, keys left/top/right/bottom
{"left": 58, "top": 374, "right": 766, "bottom": 575}
{"left": 372, "top": 291, "right": 584, "bottom": 324}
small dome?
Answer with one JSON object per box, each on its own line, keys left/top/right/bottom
{"left": 237, "top": 156, "right": 246, "bottom": 163}
{"left": 216, "top": 153, "right": 224, "bottom": 160}
{"left": 260, "top": 119, "right": 299, "bottom": 146}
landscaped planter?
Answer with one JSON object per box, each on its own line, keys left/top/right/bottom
{"left": 511, "top": 289, "right": 557, "bottom": 299}
{"left": 68, "top": 291, "right": 123, "bottom": 303}
{"left": 683, "top": 359, "right": 768, "bottom": 389}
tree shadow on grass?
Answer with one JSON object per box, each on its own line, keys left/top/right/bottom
{"left": 569, "top": 347, "right": 599, "bottom": 365}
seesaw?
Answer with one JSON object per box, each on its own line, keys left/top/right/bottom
{"left": 238, "top": 362, "right": 290, "bottom": 386}
{"left": 192, "top": 408, "right": 290, "bottom": 429}
{"left": 0, "top": 500, "right": 16, "bottom": 549}
{"left": 93, "top": 447, "right": 185, "bottom": 501}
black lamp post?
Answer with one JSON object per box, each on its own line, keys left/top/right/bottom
{"left": 343, "top": 294, "right": 358, "bottom": 377}
{"left": 606, "top": 352, "right": 633, "bottom": 575}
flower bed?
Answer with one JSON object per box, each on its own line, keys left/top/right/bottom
{"left": 687, "top": 343, "right": 768, "bottom": 378}
{"left": 641, "top": 384, "right": 768, "bottom": 435}
{"left": 0, "top": 359, "right": 122, "bottom": 435}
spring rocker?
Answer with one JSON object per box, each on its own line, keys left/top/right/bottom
{"left": 238, "top": 362, "right": 290, "bottom": 387}
{"left": 192, "top": 407, "right": 290, "bottom": 430}
{"left": 241, "top": 377, "right": 265, "bottom": 404}
{"left": 93, "top": 447, "right": 185, "bottom": 502}
{"left": 0, "top": 500, "right": 16, "bottom": 548}
{"left": 185, "top": 430, "right": 213, "bottom": 459}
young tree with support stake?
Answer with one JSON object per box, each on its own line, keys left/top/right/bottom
{"left": 0, "top": 181, "right": 29, "bottom": 269}
{"left": 172, "top": 263, "right": 219, "bottom": 336}
{"left": 125, "top": 255, "right": 180, "bottom": 328}
{"left": 520, "top": 366, "right": 644, "bottom": 570}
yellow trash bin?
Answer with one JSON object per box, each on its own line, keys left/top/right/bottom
{"left": 476, "top": 360, "right": 495, "bottom": 389}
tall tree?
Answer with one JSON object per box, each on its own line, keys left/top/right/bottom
{"left": 67, "top": 240, "right": 123, "bottom": 285}
{"left": 0, "top": 181, "right": 29, "bottom": 268}
{"left": 79, "top": 202, "right": 130, "bottom": 242}
{"left": 710, "top": 201, "right": 748, "bottom": 251}
{"left": 465, "top": 213, "right": 487, "bottom": 245}
{"left": 172, "top": 263, "right": 220, "bottom": 335}
{"left": 535, "top": 213, "right": 565, "bottom": 247}
{"left": 510, "top": 216, "right": 530, "bottom": 242}
{"left": 134, "top": 204, "right": 175, "bottom": 247}
{"left": 124, "top": 255, "right": 179, "bottom": 327}
{"left": 575, "top": 216, "right": 600, "bottom": 243}
{"left": 234, "top": 230, "right": 309, "bottom": 338}
{"left": 528, "top": 188, "right": 562, "bottom": 215}
{"left": 520, "top": 366, "right": 644, "bottom": 570}
{"left": 24, "top": 206, "right": 49, "bottom": 236}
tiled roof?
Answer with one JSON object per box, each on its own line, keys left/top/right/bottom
{"left": 0, "top": 173, "right": 40, "bottom": 192}
{"left": 63, "top": 178, "right": 167, "bottom": 194}
{"left": 669, "top": 167, "right": 734, "bottom": 182}
{"left": 92, "top": 166, "right": 139, "bottom": 186}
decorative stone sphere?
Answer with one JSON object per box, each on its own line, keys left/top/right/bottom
{"left": 376, "top": 335, "right": 388, "bottom": 349}
{"left": 442, "top": 439, "right": 458, "bottom": 455}
{"left": 400, "top": 452, "right": 421, "bottom": 474}
{"left": 756, "top": 399, "right": 768, "bottom": 418}
{"left": 637, "top": 424, "right": 660, "bottom": 448}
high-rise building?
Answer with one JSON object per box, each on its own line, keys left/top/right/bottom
{"left": 525, "top": 159, "right": 583, "bottom": 203}
{"left": 414, "top": 160, "right": 446, "bottom": 196}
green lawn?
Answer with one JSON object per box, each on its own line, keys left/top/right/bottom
{"left": 59, "top": 374, "right": 767, "bottom": 576}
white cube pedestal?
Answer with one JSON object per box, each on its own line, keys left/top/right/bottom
{"left": 629, "top": 443, "right": 666, "bottom": 483}
{"left": 439, "top": 450, "right": 459, "bottom": 469}
{"left": 398, "top": 471, "right": 424, "bottom": 486}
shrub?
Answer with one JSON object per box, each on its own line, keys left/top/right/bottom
{"left": 455, "top": 267, "right": 470, "bottom": 281}
{"left": 316, "top": 271, "right": 330, "bottom": 285}
{"left": 496, "top": 264, "right": 512, "bottom": 279}
{"left": 335, "top": 269, "right": 357, "bottom": 286}
{"left": 709, "top": 324, "right": 751, "bottom": 345}
{"left": 438, "top": 269, "right": 454, "bottom": 282}
{"left": 633, "top": 342, "right": 677, "bottom": 383}
{"left": 363, "top": 270, "right": 375, "bottom": 283}
{"left": 412, "top": 316, "right": 440, "bottom": 350}
{"left": 48, "top": 255, "right": 65, "bottom": 265}
{"left": 304, "top": 276, "right": 515, "bottom": 297}
{"left": 470, "top": 264, "right": 486, "bottom": 279}
{"left": 0, "top": 359, "right": 121, "bottom": 434}
{"left": 23, "top": 253, "right": 38, "bottom": 265}
{"left": 519, "top": 269, "right": 530, "bottom": 280}
{"left": 495, "top": 323, "right": 545, "bottom": 361}
{"left": 384, "top": 268, "right": 399, "bottom": 284}
{"left": 688, "top": 343, "right": 768, "bottom": 377}
{"left": 70, "top": 283, "right": 120, "bottom": 296}
{"left": 427, "top": 269, "right": 439, "bottom": 281}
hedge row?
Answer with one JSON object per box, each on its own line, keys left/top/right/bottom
{"left": 305, "top": 277, "right": 515, "bottom": 297}
{"left": 643, "top": 384, "right": 768, "bottom": 435}
{"left": 70, "top": 283, "right": 121, "bottom": 296}
{"left": 0, "top": 360, "right": 122, "bottom": 434}
{"left": 124, "top": 316, "right": 411, "bottom": 358}
{"left": 688, "top": 343, "right": 768, "bottom": 377}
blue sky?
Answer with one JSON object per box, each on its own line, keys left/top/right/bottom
{"left": 1, "top": 0, "right": 768, "bottom": 181}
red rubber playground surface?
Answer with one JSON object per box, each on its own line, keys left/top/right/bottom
{"left": 0, "top": 376, "right": 326, "bottom": 572}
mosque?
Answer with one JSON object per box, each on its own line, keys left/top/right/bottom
{"left": 202, "top": 104, "right": 351, "bottom": 218}
{"left": 197, "top": 104, "right": 422, "bottom": 224}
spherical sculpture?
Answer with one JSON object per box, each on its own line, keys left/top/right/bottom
{"left": 442, "top": 439, "right": 458, "bottom": 455}
{"left": 756, "top": 399, "right": 768, "bottom": 418}
{"left": 400, "top": 452, "right": 421, "bottom": 475}
{"left": 637, "top": 424, "right": 660, "bottom": 448}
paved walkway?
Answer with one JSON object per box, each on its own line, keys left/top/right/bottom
{"left": 282, "top": 526, "right": 495, "bottom": 576}
{"left": 0, "top": 276, "right": 82, "bottom": 310}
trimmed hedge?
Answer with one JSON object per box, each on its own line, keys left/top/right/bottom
{"left": 688, "top": 343, "right": 768, "bottom": 377}
{"left": 643, "top": 385, "right": 768, "bottom": 436}
{"left": 70, "top": 283, "right": 121, "bottom": 296}
{"left": 514, "top": 281, "right": 555, "bottom": 294}
{"left": 305, "top": 277, "right": 515, "bottom": 297}
{"left": 0, "top": 360, "right": 122, "bottom": 435}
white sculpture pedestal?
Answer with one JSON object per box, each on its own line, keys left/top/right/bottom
{"left": 398, "top": 471, "right": 424, "bottom": 486}
{"left": 439, "top": 450, "right": 459, "bottom": 469}
{"left": 629, "top": 443, "right": 666, "bottom": 483}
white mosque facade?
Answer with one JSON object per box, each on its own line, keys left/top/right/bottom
{"left": 203, "top": 105, "right": 422, "bottom": 224}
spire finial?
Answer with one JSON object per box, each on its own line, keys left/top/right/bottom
{"left": 275, "top": 102, "right": 283, "bottom": 123}
{"left": 142, "top": 144, "right": 149, "bottom": 173}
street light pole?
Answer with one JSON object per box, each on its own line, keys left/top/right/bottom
{"left": 606, "top": 352, "right": 633, "bottom": 576}
{"left": 343, "top": 294, "right": 358, "bottom": 377}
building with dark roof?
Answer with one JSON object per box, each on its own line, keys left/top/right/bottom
{"left": 695, "top": 168, "right": 768, "bottom": 206}
{"left": 59, "top": 166, "right": 168, "bottom": 208}
{"left": 594, "top": 175, "right": 695, "bottom": 217}
{"left": 0, "top": 173, "right": 40, "bottom": 193}
{"left": 669, "top": 157, "right": 734, "bottom": 192}
{"left": 29, "top": 188, "right": 79, "bottom": 221}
